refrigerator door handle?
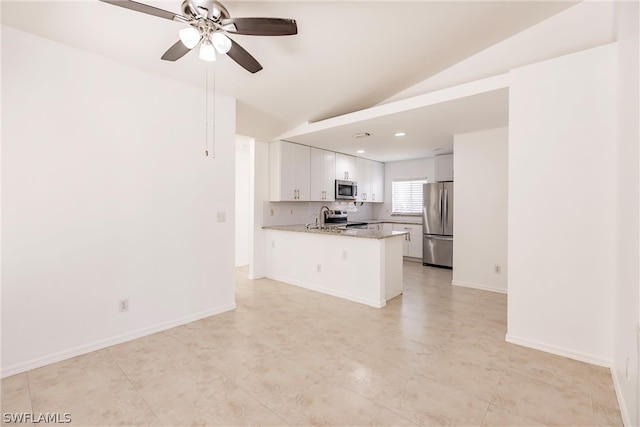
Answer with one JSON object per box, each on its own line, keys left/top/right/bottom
{"left": 425, "top": 234, "right": 453, "bottom": 241}
{"left": 439, "top": 189, "right": 443, "bottom": 223}
{"left": 443, "top": 188, "right": 448, "bottom": 229}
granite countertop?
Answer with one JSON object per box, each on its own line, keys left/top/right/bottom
{"left": 263, "top": 225, "right": 408, "bottom": 240}
{"left": 361, "top": 218, "right": 423, "bottom": 225}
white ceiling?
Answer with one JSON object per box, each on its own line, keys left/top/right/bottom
{"left": 2, "top": 0, "right": 578, "bottom": 160}
{"left": 283, "top": 86, "right": 509, "bottom": 162}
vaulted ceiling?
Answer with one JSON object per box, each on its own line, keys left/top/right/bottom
{"left": 2, "top": 1, "right": 577, "bottom": 143}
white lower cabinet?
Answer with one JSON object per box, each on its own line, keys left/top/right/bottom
{"left": 392, "top": 223, "right": 422, "bottom": 258}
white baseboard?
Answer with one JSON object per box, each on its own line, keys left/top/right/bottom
{"left": 611, "top": 367, "right": 633, "bottom": 427}
{"left": 267, "top": 274, "right": 385, "bottom": 308}
{"left": 505, "top": 333, "right": 613, "bottom": 367}
{"left": 452, "top": 280, "right": 507, "bottom": 294}
{"left": 1, "top": 304, "right": 236, "bottom": 378}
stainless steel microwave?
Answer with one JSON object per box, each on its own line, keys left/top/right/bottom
{"left": 335, "top": 180, "right": 357, "bottom": 200}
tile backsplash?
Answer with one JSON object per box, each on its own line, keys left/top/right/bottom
{"left": 263, "top": 201, "right": 375, "bottom": 227}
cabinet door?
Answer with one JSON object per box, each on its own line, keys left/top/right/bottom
{"left": 335, "top": 153, "right": 356, "bottom": 181}
{"left": 311, "top": 148, "right": 336, "bottom": 202}
{"left": 322, "top": 150, "right": 336, "bottom": 201}
{"left": 310, "top": 148, "right": 325, "bottom": 201}
{"left": 434, "top": 154, "right": 454, "bottom": 182}
{"left": 392, "top": 224, "right": 423, "bottom": 257}
{"left": 392, "top": 223, "right": 410, "bottom": 256}
{"left": 408, "top": 230, "right": 423, "bottom": 258}
{"left": 370, "top": 161, "right": 384, "bottom": 203}
{"left": 270, "top": 141, "right": 310, "bottom": 201}
{"left": 292, "top": 143, "right": 310, "bottom": 201}
{"left": 270, "top": 141, "right": 295, "bottom": 201}
{"left": 355, "top": 157, "right": 371, "bottom": 201}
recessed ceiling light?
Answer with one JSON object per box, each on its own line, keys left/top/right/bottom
{"left": 394, "top": 132, "right": 406, "bottom": 137}
{"left": 353, "top": 132, "right": 371, "bottom": 139}
{"left": 357, "top": 150, "right": 365, "bottom": 154}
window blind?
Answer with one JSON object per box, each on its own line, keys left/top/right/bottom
{"left": 392, "top": 179, "right": 427, "bottom": 215}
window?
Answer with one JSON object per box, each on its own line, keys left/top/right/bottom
{"left": 392, "top": 179, "right": 427, "bottom": 215}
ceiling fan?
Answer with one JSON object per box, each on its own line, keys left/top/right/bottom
{"left": 99, "top": 0, "right": 298, "bottom": 73}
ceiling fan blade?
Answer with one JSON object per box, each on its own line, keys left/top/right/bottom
{"left": 227, "top": 39, "right": 263, "bottom": 73}
{"left": 99, "top": 0, "right": 187, "bottom": 22}
{"left": 221, "top": 17, "right": 297, "bottom": 36}
{"left": 161, "top": 40, "right": 194, "bottom": 61}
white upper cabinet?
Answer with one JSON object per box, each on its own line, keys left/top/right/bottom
{"left": 434, "top": 154, "right": 454, "bottom": 182}
{"left": 310, "top": 148, "right": 336, "bottom": 202}
{"left": 356, "top": 157, "right": 371, "bottom": 202}
{"left": 370, "top": 161, "right": 384, "bottom": 202}
{"left": 270, "top": 140, "right": 310, "bottom": 201}
{"left": 355, "top": 158, "right": 384, "bottom": 203}
{"left": 271, "top": 142, "right": 383, "bottom": 203}
{"left": 335, "top": 153, "right": 357, "bottom": 181}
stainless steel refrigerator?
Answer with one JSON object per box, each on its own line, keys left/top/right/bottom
{"left": 422, "top": 182, "right": 453, "bottom": 268}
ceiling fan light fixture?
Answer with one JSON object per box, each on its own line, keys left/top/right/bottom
{"left": 179, "top": 27, "right": 200, "bottom": 49}
{"left": 199, "top": 41, "right": 216, "bottom": 61}
{"left": 211, "top": 32, "right": 232, "bottom": 54}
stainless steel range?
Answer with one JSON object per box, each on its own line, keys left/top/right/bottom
{"left": 324, "top": 210, "right": 368, "bottom": 229}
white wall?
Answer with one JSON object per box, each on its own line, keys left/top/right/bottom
{"left": 249, "top": 140, "right": 270, "bottom": 279}
{"left": 507, "top": 43, "right": 617, "bottom": 366}
{"left": 613, "top": 1, "right": 640, "bottom": 425}
{"left": 376, "top": 157, "right": 435, "bottom": 221}
{"left": 1, "top": 26, "right": 236, "bottom": 375}
{"left": 235, "top": 136, "right": 252, "bottom": 267}
{"left": 452, "top": 128, "right": 508, "bottom": 294}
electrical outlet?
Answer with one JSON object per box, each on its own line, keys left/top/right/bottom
{"left": 342, "top": 251, "right": 348, "bottom": 260}
{"left": 216, "top": 211, "right": 226, "bottom": 222}
{"left": 494, "top": 265, "right": 501, "bottom": 274}
{"left": 270, "top": 209, "right": 274, "bottom": 216}
{"left": 119, "top": 299, "right": 129, "bottom": 313}
{"left": 271, "top": 241, "right": 275, "bottom": 249}
{"left": 317, "top": 264, "right": 322, "bottom": 273}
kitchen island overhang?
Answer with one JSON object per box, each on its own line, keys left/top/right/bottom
{"left": 263, "top": 225, "right": 407, "bottom": 308}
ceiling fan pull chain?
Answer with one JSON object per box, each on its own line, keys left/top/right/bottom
{"left": 205, "top": 63, "right": 216, "bottom": 158}
{"left": 205, "top": 65, "right": 209, "bottom": 157}
{"left": 212, "top": 63, "right": 216, "bottom": 158}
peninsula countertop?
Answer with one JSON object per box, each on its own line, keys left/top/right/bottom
{"left": 262, "top": 224, "right": 408, "bottom": 240}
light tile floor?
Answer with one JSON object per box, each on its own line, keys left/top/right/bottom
{"left": 1, "top": 263, "right": 623, "bottom": 426}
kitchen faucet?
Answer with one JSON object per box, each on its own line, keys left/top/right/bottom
{"left": 318, "top": 205, "right": 332, "bottom": 229}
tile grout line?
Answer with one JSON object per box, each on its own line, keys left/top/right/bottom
{"left": 105, "top": 347, "right": 164, "bottom": 427}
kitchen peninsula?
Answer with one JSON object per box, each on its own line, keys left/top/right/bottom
{"left": 263, "top": 225, "right": 407, "bottom": 308}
